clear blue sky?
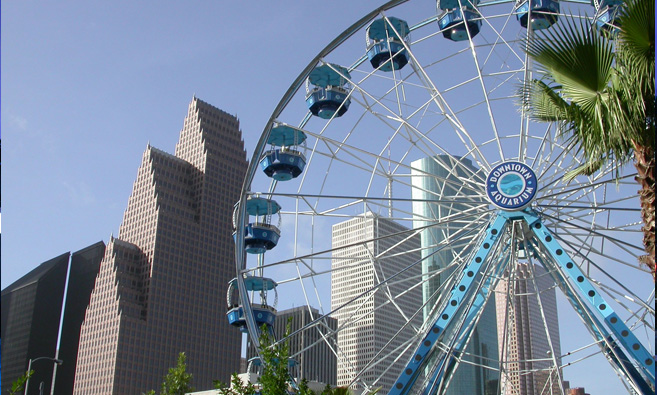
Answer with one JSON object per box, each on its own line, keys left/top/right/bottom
{"left": 1, "top": 2, "right": 642, "bottom": 394}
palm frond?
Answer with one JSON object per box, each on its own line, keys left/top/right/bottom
{"left": 521, "top": 80, "right": 571, "bottom": 122}
{"left": 614, "top": 0, "right": 655, "bottom": 149}
{"left": 563, "top": 158, "right": 605, "bottom": 182}
{"left": 617, "top": 0, "right": 655, "bottom": 79}
{"left": 526, "top": 15, "right": 615, "bottom": 112}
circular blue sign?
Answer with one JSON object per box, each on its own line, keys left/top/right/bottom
{"left": 486, "top": 161, "right": 537, "bottom": 210}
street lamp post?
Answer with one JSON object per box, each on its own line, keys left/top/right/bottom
{"left": 23, "top": 357, "right": 63, "bottom": 395}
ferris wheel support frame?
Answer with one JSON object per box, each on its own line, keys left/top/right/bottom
{"left": 389, "top": 210, "right": 655, "bottom": 395}
{"left": 423, "top": 238, "right": 514, "bottom": 395}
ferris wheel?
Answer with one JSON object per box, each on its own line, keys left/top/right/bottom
{"left": 228, "top": 0, "right": 655, "bottom": 394}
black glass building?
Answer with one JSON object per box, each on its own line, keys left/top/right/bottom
{"left": 1, "top": 241, "right": 105, "bottom": 395}
{"left": 1, "top": 253, "right": 69, "bottom": 394}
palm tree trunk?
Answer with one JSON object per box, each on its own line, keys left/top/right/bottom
{"left": 633, "top": 142, "right": 655, "bottom": 281}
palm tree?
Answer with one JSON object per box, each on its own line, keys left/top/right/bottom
{"left": 522, "top": 0, "right": 655, "bottom": 279}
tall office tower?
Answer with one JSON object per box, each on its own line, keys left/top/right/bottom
{"left": 331, "top": 213, "right": 421, "bottom": 394}
{"left": 411, "top": 155, "right": 499, "bottom": 395}
{"left": 1, "top": 253, "right": 69, "bottom": 394}
{"left": 247, "top": 306, "right": 338, "bottom": 385}
{"left": 495, "top": 263, "right": 561, "bottom": 395}
{"left": 73, "top": 98, "right": 247, "bottom": 394}
{"left": 54, "top": 241, "right": 106, "bottom": 395}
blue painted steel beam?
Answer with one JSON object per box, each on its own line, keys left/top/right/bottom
{"left": 523, "top": 210, "right": 655, "bottom": 394}
{"left": 391, "top": 209, "right": 654, "bottom": 395}
{"left": 389, "top": 214, "right": 509, "bottom": 395}
{"left": 422, "top": 250, "right": 511, "bottom": 395}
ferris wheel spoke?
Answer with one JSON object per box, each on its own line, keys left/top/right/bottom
{"left": 405, "top": 51, "right": 493, "bottom": 170}
{"left": 547, "top": 236, "right": 651, "bottom": 309}
{"left": 538, "top": 173, "right": 637, "bottom": 203}
{"left": 529, "top": 245, "right": 655, "bottom": 392}
{"left": 354, "top": 87, "right": 486, "bottom": 180}
{"left": 475, "top": 8, "right": 526, "bottom": 67}
{"left": 543, "top": 223, "right": 642, "bottom": 271}
{"left": 302, "top": 129, "right": 487, "bottom": 197}
{"left": 463, "top": 17, "right": 507, "bottom": 163}
{"left": 258, "top": 213, "right": 488, "bottom": 279}
{"left": 540, "top": 204, "right": 640, "bottom": 234}
{"left": 273, "top": 196, "right": 490, "bottom": 221}
{"left": 542, "top": 211, "right": 645, "bottom": 256}
{"left": 523, "top": 255, "right": 570, "bottom": 393}
{"left": 592, "top": 280, "right": 656, "bottom": 330}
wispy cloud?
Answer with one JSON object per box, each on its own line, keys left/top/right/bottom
{"left": 9, "top": 113, "right": 28, "bottom": 130}
{"left": 62, "top": 181, "right": 96, "bottom": 206}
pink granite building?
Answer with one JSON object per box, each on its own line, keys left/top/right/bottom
{"left": 73, "top": 98, "right": 247, "bottom": 394}
{"left": 495, "top": 263, "right": 562, "bottom": 395}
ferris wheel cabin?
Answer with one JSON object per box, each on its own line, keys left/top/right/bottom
{"left": 516, "top": 0, "right": 560, "bottom": 30}
{"left": 306, "top": 64, "right": 352, "bottom": 119}
{"left": 226, "top": 276, "right": 278, "bottom": 332}
{"left": 593, "top": 0, "right": 624, "bottom": 32}
{"left": 366, "top": 17, "right": 410, "bottom": 71}
{"left": 438, "top": 0, "right": 482, "bottom": 41}
{"left": 235, "top": 197, "right": 282, "bottom": 254}
{"left": 259, "top": 124, "right": 307, "bottom": 181}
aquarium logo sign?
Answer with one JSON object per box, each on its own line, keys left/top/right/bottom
{"left": 486, "top": 161, "right": 537, "bottom": 210}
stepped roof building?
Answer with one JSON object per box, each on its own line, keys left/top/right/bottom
{"left": 73, "top": 98, "right": 248, "bottom": 394}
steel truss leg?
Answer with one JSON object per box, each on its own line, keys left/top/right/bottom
{"left": 423, "top": 245, "right": 511, "bottom": 395}
{"left": 523, "top": 210, "right": 655, "bottom": 395}
{"left": 390, "top": 210, "right": 655, "bottom": 395}
{"left": 390, "top": 214, "right": 510, "bottom": 395}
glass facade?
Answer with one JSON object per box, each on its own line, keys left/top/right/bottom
{"left": 410, "top": 155, "right": 499, "bottom": 395}
{"left": 1, "top": 253, "right": 69, "bottom": 395}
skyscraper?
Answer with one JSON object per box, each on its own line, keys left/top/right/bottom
{"left": 410, "top": 155, "right": 499, "bottom": 395}
{"left": 1, "top": 253, "right": 69, "bottom": 394}
{"left": 1, "top": 241, "right": 104, "bottom": 395}
{"left": 495, "top": 263, "right": 561, "bottom": 395}
{"left": 331, "top": 213, "right": 421, "bottom": 394}
{"left": 73, "top": 98, "right": 247, "bottom": 394}
{"left": 247, "top": 306, "right": 338, "bottom": 385}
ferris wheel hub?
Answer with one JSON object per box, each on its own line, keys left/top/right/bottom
{"left": 486, "top": 161, "right": 537, "bottom": 210}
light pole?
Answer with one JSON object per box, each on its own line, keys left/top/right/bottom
{"left": 23, "top": 357, "right": 63, "bottom": 395}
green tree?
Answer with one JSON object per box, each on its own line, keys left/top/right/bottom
{"left": 220, "top": 321, "right": 362, "bottom": 395}
{"left": 144, "top": 352, "right": 194, "bottom": 395}
{"left": 215, "top": 373, "right": 256, "bottom": 395}
{"left": 523, "top": 0, "right": 655, "bottom": 279}
{"left": 258, "top": 328, "right": 290, "bottom": 395}
{"left": 325, "top": 387, "right": 352, "bottom": 395}
{"left": 297, "top": 378, "right": 314, "bottom": 395}
{"left": 8, "top": 370, "right": 33, "bottom": 395}
{"left": 318, "top": 386, "right": 379, "bottom": 395}
{"left": 214, "top": 324, "right": 291, "bottom": 395}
